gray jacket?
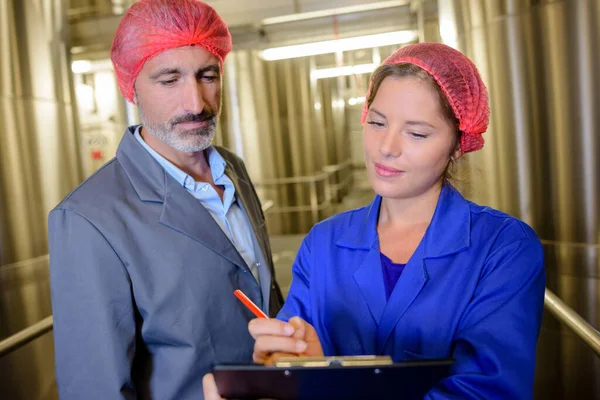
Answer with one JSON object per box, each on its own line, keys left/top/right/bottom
{"left": 49, "top": 126, "right": 283, "bottom": 399}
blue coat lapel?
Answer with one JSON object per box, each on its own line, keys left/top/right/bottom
{"left": 338, "top": 185, "right": 472, "bottom": 353}
{"left": 376, "top": 244, "right": 428, "bottom": 353}
{"left": 375, "top": 184, "right": 471, "bottom": 352}
{"left": 338, "top": 197, "right": 387, "bottom": 325}
{"left": 353, "top": 245, "right": 387, "bottom": 325}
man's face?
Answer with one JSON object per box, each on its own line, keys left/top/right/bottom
{"left": 134, "top": 45, "right": 222, "bottom": 153}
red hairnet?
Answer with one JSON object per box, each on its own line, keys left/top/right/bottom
{"left": 362, "top": 43, "right": 490, "bottom": 154}
{"left": 110, "top": 0, "right": 232, "bottom": 103}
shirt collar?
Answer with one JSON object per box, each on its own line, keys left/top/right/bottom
{"left": 335, "top": 184, "right": 471, "bottom": 258}
{"left": 133, "top": 125, "right": 230, "bottom": 191}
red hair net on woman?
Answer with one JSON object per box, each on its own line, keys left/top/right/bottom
{"left": 362, "top": 43, "right": 490, "bottom": 154}
{"left": 110, "top": 0, "right": 232, "bottom": 104}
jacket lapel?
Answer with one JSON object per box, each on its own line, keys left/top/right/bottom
{"left": 225, "top": 161, "right": 274, "bottom": 306}
{"left": 159, "top": 177, "right": 247, "bottom": 269}
{"left": 116, "top": 127, "right": 247, "bottom": 270}
{"left": 337, "top": 197, "right": 387, "bottom": 325}
{"left": 353, "top": 244, "right": 387, "bottom": 324}
{"left": 225, "top": 162, "right": 270, "bottom": 265}
{"left": 375, "top": 184, "right": 471, "bottom": 352}
{"left": 376, "top": 244, "right": 428, "bottom": 353}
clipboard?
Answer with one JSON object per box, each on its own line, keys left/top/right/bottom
{"left": 213, "top": 355, "right": 454, "bottom": 400}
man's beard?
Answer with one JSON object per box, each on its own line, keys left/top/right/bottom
{"left": 138, "top": 106, "right": 217, "bottom": 153}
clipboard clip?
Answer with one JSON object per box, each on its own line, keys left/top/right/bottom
{"left": 274, "top": 355, "right": 393, "bottom": 368}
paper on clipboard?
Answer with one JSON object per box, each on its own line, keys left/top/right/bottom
{"left": 273, "top": 355, "right": 394, "bottom": 367}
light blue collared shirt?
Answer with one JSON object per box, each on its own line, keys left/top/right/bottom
{"left": 134, "top": 127, "right": 265, "bottom": 287}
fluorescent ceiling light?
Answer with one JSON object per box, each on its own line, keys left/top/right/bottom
{"left": 348, "top": 96, "right": 366, "bottom": 105}
{"left": 311, "top": 63, "right": 377, "bottom": 80}
{"left": 71, "top": 60, "right": 92, "bottom": 74}
{"left": 260, "top": 30, "right": 417, "bottom": 61}
{"left": 262, "top": 1, "right": 410, "bottom": 26}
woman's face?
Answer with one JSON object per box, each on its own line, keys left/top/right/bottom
{"left": 363, "top": 77, "right": 460, "bottom": 199}
{"left": 363, "top": 76, "right": 460, "bottom": 200}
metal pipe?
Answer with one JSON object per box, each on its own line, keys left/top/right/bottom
{"left": 539, "top": 240, "right": 600, "bottom": 249}
{"left": 261, "top": 0, "right": 410, "bottom": 26}
{"left": 544, "top": 289, "right": 600, "bottom": 357}
{"left": 412, "top": 0, "right": 425, "bottom": 42}
{"left": 0, "top": 316, "right": 54, "bottom": 358}
{"left": 309, "top": 181, "right": 319, "bottom": 225}
{"left": 0, "top": 254, "right": 49, "bottom": 271}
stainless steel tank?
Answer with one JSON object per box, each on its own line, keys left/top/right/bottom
{"left": 0, "top": 0, "right": 82, "bottom": 398}
{"left": 437, "top": 1, "right": 600, "bottom": 398}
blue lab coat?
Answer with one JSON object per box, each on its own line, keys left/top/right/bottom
{"left": 279, "top": 184, "right": 545, "bottom": 399}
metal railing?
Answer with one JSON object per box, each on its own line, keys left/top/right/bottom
{"left": 544, "top": 289, "right": 600, "bottom": 356}
{"left": 1, "top": 229, "right": 599, "bottom": 359}
{"left": 0, "top": 316, "right": 53, "bottom": 357}
{"left": 2, "top": 288, "right": 598, "bottom": 359}
{"left": 260, "top": 199, "right": 274, "bottom": 213}
{"left": 253, "top": 159, "right": 354, "bottom": 225}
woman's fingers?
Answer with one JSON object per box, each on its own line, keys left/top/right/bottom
{"left": 250, "top": 316, "right": 324, "bottom": 364}
{"left": 253, "top": 335, "right": 307, "bottom": 363}
{"left": 248, "top": 318, "right": 295, "bottom": 339}
{"left": 262, "top": 351, "right": 298, "bottom": 366}
{"left": 287, "top": 317, "right": 307, "bottom": 340}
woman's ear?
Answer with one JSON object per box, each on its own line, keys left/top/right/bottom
{"left": 450, "top": 138, "right": 462, "bottom": 162}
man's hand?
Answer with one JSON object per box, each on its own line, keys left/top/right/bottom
{"left": 202, "top": 373, "right": 225, "bottom": 400}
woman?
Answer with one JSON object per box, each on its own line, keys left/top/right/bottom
{"left": 205, "top": 42, "right": 545, "bottom": 399}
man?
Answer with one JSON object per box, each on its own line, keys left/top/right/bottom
{"left": 48, "top": 1, "right": 283, "bottom": 398}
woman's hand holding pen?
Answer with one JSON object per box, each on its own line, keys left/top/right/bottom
{"left": 249, "top": 316, "right": 324, "bottom": 365}
{"left": 231, "top": 291, "right": 323, "bottom": 363}
{"left": 203, "top": 316, "right": 324, "bottom": 400}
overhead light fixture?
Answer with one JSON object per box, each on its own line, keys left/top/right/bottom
{"left": 438, "top": 1, "right": 459, "bottom": 49}
{"left": 71, "top": 60, "right": 92, "bottom": 74}
{"left": 311, "top": 63, "right": 377, "bottom": 80}
{"left": 260, "top": 30, "right": 417, "bottom": 61}
{"left": 348, "top": 96, "right": 366, "bottom": 105}
{"left": 261, "top": 1, "right": 411, "bottom": 26}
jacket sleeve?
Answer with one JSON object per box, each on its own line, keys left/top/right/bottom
{"left": 426, "top": 236, "right": 546, "bottom": 400}
{"left": 49, "top": 208, "right": 138, "bottom": 400}
{"left": 275, "top": 238, "right": 313, "bottom": 324}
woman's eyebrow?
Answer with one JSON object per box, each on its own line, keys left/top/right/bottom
{"left": 369, "top": 107, "right": 387, "bottom": 119}
{"left": 405, "top": 120, "right": 436, "bottom": 129}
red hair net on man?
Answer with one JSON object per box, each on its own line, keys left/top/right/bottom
{"left": 362, "top": 43, "right": 490, "bottom": 154}
{"left": 110, "top": 0, "right": 232, "bottom": 104}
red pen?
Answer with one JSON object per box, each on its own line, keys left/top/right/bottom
{"left": 234, "top": 289, "right": 268, "bottom": 319}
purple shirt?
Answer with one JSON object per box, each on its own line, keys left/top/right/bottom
{"left": 380, "top": 253, "right": 406, "bottom": 300}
